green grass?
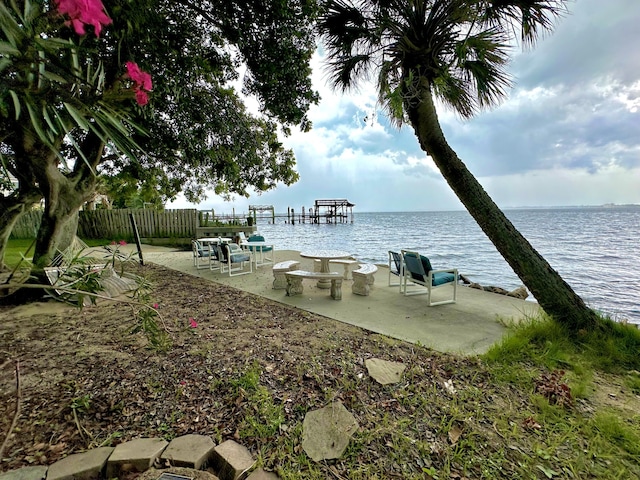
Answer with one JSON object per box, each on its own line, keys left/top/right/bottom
{"left": 3, "top": 238, "right": 131, "bottom": 270}
{"left": 4, "top": 238, "right": 36, "bottom": 268}
{"left": 245, "top": 313, "right": 640, "bottom": 478}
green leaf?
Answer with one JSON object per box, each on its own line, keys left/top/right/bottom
{"left": 41, "top": 70, "right": 69, "bottom": 84}
{"left": 42, "top": 105, "right": 59, "bottom": 135}
{"left": 9, "top": 90, "right": 20, "bottom": 119}
{"left": 0, "top": 2, "right": 23, "bottom": 48}
{"left": 54, "top": 110, "right": 89, "bottom": 167}
{"left": 536, "top": 465, "right": 559, "bottom": 478}
{"left": 25, "top": 101, "right": 51, "bottom": 144}
{"left": 63, "top": 102, "right": 90, "bottom": 130}
{"left": 0, "top": 57, "right": 11, "bottom": 74}
{"left": 0, "top": 41, "right": 20, "bottom": 56}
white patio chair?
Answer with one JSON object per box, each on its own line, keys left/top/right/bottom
{"left": 192, "top": 240, "right": 214, "bottom": 270}
{"left": 400, "top": 249, "right": 458, "bottom": 306}
{"left": 218, "top": 242, "right": 253, "bottom": 276}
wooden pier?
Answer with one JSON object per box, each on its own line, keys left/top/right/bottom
{"left": 207, "top": 199, "right": 356, "bottom": 225}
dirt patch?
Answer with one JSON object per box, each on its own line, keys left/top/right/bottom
{"left": 0, "top": 264, "right": 428, "bottom": 471}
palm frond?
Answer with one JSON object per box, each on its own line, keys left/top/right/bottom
{"left": 479, "top": 0, "right": 569, "bottom": 46}
{"left": 319, "top": 0, "right": 379, "bottom": 91}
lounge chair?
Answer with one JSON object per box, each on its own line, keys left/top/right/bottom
{"left": 237, "top": 231, "right": 249, "bottom": 245}
{"left": 388, "top": 250, "right": 403, "bottom": 288}
{"left": 218, "top": 242, "right": 253, "bottom": 276}
{"left": 192, "top": 239, "right": 215, "bottom": 270}
{"left": 400, "top": 250, "right": 458, "bottom": 306}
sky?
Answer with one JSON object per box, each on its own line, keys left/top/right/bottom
{"left": 169, "top": 0, "right": 640, "bottom": 213}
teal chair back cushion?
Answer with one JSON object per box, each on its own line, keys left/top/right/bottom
{"left": 247, "top": 234, "right": 272, "bottom": 252}
{"left": 389, "top": 251, "right": 402, "bottom": 275}
{"left": 420, "top": 255, "right": 432, "bottom": 273}
{"left": 193, "top": 241, "right": 211, "bottom": 258}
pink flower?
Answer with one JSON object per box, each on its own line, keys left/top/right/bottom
{"left": 126, "top": 62, "right": 152, "bottom": 91}
{"left": 55, "top": 0, "right": 112, "bottom": 37}
{"left": 118, "top": 240, "right": 127, "bottom": 246}
{"left": 153, "top": 303, "right": 159, "bottom": 309}
{"left": 135, "top": 89, "right": 149, "bottom": 106}
{"left": 125, "top": 62, "right": 153, "bottom": 106}
{"left": 189, "top": 318, "right": 198, "bottom": 328}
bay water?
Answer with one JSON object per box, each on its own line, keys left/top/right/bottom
{"left": 253, "top": 206, "right": 640, "bottom": 324}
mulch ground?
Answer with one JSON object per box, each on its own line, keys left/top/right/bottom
{"left": 1, "top": 262, "right": 478, "bottom": 476}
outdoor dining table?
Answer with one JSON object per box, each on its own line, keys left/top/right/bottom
{"left": 198, "top": 237, "right": 232, "bottom": 245}
{"left": 300, "top": 249, "right": 351, "bottom": 289}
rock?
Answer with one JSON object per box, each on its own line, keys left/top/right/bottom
{"left": 365, "top": 358, "right": 406, "bottom": 385}
{"left": 507, "top": 286, "right": 528, "bottom": 299}
{"left": 302, "top": 401, "right": 359, "bottom": 462}
{"left": 106, "top": 438, "right": 168, "bottom": 478}
{"left": 469, "top": 283, "right": 483, "bottom": 290}
{"left": 137, "top": 467, "right": 219, "bottom": 480}
{"left": 483, "top": 286, "right": 509, "bottom": 295}
{"left": 0, "top": 466, "right": 48, "bottom": 480}
{"left": 160, "top": 434, "right": 215, "bottom": 469}
{"left": 211, "top": 440, "right": 255, "bottom": 480}
{"left": 246, "top": 469, "right": 280, "bottom": 479}
{"left": 47, "top": 446, "right": 113, "bottom": 480}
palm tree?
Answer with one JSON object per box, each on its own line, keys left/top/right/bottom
{"left": 319, "top": 0, "right": 602, "bottom": 332}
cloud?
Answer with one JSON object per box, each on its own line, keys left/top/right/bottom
{"left": 169, "top": 0, "right": 640, "bottom": 213}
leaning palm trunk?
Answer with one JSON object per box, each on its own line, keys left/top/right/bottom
{"left": 405, "top": 78, "right": 601, "bottom": 332}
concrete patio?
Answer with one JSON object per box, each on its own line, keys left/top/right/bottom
{"left": 130, "top": 246, "right": 540, "bottom": 355}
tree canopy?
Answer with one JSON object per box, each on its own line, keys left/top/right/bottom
{"left": 0, "top": 0, "right": 320, "bottom": 268}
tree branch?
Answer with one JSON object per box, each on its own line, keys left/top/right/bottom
{"left": 0, "top": 360, "right": 21, "bottom": 461}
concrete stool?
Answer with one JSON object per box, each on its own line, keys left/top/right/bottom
{"left": 272, "top": 260, "right": 300, "bottom": 289}
{"left": 352, "top": 264, "right": 378, "bottom": 296}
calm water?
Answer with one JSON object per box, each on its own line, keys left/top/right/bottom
{"left": 253, "top": 206, "right": 640, "bottom": 324}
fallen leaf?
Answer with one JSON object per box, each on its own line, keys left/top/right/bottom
{"left": 448, "top": 425, "right": 463, "bottom": 444}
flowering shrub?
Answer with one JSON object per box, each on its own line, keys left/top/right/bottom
{"left": 53, "top": 0, "right": 152, "bottom": 106}
{"left": 55, "top": 0, "right": 112, "bottom": 37}
{"left": 125, "top": 61, "right": 153, "bottom": 106}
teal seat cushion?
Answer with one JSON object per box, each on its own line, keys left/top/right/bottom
{"left": 409, "top": 255, "right": 432, "bottom": 281}
{"left": 432, "top": 272, "right": 455, "bottom": 286}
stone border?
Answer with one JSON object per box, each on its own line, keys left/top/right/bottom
{"left": 0, "top": 435, "right": 278, "bottom": 480}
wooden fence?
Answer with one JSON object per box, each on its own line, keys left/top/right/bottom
{"left": 10, "top": 211, "right": 42, "bottom": 239}
{"left": 10, "top": 209, "right": 199, "bottom": 240}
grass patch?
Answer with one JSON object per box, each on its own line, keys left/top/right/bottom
{"left": 477, "top": 312, "right": 640, "bottom": 478}
{"left": 3, "top": 238, "right": 36, "bottom": 269}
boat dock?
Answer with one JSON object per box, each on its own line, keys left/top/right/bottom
{"left": 237, "top": 199, "right": 356, "bottom": 224}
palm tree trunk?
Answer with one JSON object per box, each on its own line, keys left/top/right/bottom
{"left": 404, "top": 77, "right": 600, "bottom": 332}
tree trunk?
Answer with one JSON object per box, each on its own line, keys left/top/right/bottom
{"left": 28, "top": 133, "right": 104, "bottom": 269}
{"left": 404, "top": 77, "right": 601, "bottom": 332}
{"left": 32, "top": 166, "right": 87, "bottom": 269}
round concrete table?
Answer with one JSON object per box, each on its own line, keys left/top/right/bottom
{"left": 300, "top": 250, "right": 351, "bottom": 289}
